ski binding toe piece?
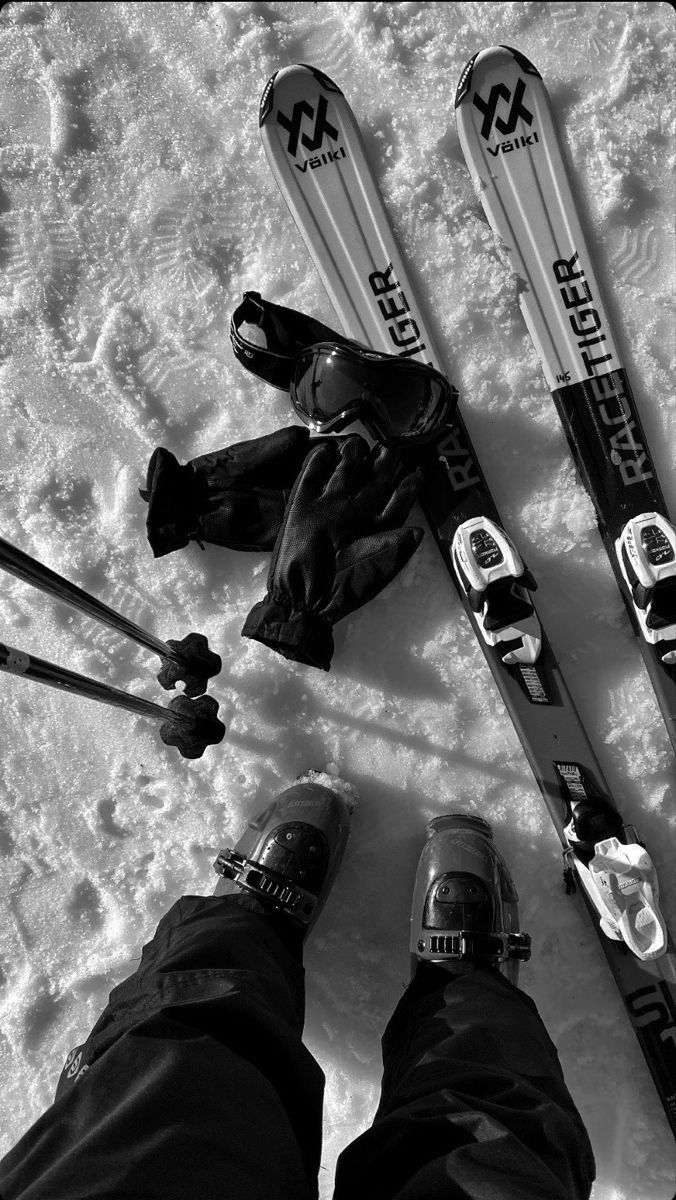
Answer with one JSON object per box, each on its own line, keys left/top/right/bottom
{"left": 451, "top": 517, "right": 541, "bottom": 664}
{"left": 616, "top": 513, "right": 676, "bottom": 665}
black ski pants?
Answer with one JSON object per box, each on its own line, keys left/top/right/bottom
{"left": 0, "top": 895, "right": 595, "bottom": 1200}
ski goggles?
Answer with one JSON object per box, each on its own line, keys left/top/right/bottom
{"left": 230, "top": 292, "right": 457, "bottom": 446}
{"left": 289, "top": 341, "right": 454, "bottom": 445}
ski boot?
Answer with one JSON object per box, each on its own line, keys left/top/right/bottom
{"left": 213, "top": 772, "right": 355, "bottom": 939}
{"left": 410, "top": 813, "right": 531, "bottom": 985}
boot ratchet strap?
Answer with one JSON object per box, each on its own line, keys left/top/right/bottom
{"left": 213, "top": 847, "right": 318, "bottom": 926}
{"left": 417, "top": 929, "right": 532, "bottom": 964}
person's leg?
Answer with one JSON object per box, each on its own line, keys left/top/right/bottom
{"left": 334, "top": 814, "right": 595, "bottom": 1200}
{"left": 0, "top": 775, "right": 354, "bottom": 1200}
{"left": 335, "top": 964, "right": 594, "bottom": 1200}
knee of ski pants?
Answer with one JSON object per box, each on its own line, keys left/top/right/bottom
{"left": 2, "top": 1010, "right": 324, "bottom": 1200}
{"left": 4, "top": 895, "right": 329, "bottom": 1200}
{"left": 381, "top": 967, "right": 572, "bottom": 1085}
{"left": 342, "top": 967, "right": 595, "bottom": 1200}
{"left": 126, "top": 894, "right": 306, "bottom": 1006}
{"left": 55, "top": 894, "right": 312, "bottom": 1099}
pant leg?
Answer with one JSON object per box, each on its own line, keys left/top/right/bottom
{"left": 0, "top": 895, "right": 325, "bottom": 1200}
{"left": 334, "top": 965, "right": 595, "bottom": 1200}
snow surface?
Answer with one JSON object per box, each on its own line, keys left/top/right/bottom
{"left": 0, "top": 2, "right": 674, "bottom": 1196}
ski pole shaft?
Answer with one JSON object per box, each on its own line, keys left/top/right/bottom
{"left": 0, "top": 536, "right": 179, "bottom": 662}
{"left": 0, "top": 641, "right": 226, "bottom": 759}
{"left": 0, "top": 641, "right": 188, "bottom": 724}
{"left": 0, "top": 537, "right": 221, "bottom": 696}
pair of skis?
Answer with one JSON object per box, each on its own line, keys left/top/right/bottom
{"left": 256, "top": 53, "right": 676, "bottom": 1130}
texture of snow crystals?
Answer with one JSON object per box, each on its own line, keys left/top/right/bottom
{"left": 0, "top": 4, "right": 674, "bottom": 1198}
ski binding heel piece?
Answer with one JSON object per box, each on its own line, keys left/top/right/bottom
{"left": 589, "top": 837, "right": 667, "bottom": 961}
{"left": 451, "top": 517, "right": 541, "bottom": 664}
{"left": 213, "top": 848, "right": 318, "bottom": 926}
{"left": 616, "top": 513, "right": 676, "bottom": 664}
{"left": 564, "top": 837, "right": 667, "bottom": 961}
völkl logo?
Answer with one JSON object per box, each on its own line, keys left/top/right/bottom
{"left": 277, "top": 95, "right": 339, "bottom": 156}
{"left": 472, "top": 77, "right": 533, "bottom": 140}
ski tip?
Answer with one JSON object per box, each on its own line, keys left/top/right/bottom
{"left": 259, "top": 70, "right": 278, "bottom": 126}
{"left": 455, "top": 45, "right": 541, "bottom": 108}
{"left": 299, "top": 63, "right": 344, "bottom": 95}
{"left": 500, "top": 46, "right": 542, "bottom": 78}
{"left": 259, "top": 63, "right": 343, "bottom": 127}
{"left": 455, "top": 52, "right": 479, "bottom": 107}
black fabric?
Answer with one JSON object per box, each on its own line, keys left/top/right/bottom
{"left": 0, "top": 898, "right": 594, "bottom": 1200}
{"left": 0, "top": 897, "right": 322, "bottom": 1200}
{"left": 241, "top": 435, "right": 424, "bottom": 670}
{"left": 231, "top": 293, "right": 457, "bottom": 447}
{"left": 140, "top": 425, "right": 311, "bottom": 558}
{"left": 230, "top": 291, "right": 354, "bottom": 390}
{"left": 334, "top": 964, "right": 595, "bottom": 1200}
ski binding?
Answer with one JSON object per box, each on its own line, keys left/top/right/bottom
{"left": 451, "top": 517, "right": 541, "bottom": 664}
{"left": 616, "top": 513, "right": 676, "bottom": 664}
{"left": 558, "top": 768, "right": 668, "bottom": 962}
{"left": 565, "top": 836, "right": 668, "bottom": 962}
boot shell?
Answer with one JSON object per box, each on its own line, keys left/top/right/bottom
{"left": 214, "top": 778, "right": 353, "bottom": 936}
{"left": 410, "top": 813, "right": 529, "bottom": 985}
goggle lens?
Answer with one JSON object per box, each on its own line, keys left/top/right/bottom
{"left": 291, "top": 343, "right": 454, "bottom": 444}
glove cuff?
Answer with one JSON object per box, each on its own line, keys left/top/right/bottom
{"left": 242, "top": 597, "right": 334, "bottom": 671}
{"left": 142, "top": 448, "right": 203, "bottom": 558}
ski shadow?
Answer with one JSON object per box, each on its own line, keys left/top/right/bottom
{"left": 226, "top": 668, "right": 533, "bottom": 791}
{"left": 165, "top": 535, "right": 465, "bottom": 704}
{"left": 303, "top": 776, "right": 423, "bottom": 1069}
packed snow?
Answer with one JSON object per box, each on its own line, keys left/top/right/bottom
{"left": 0, "top": 3, "right": 674, "bottom": 1197}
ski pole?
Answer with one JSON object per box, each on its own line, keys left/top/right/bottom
{"left": 0, "top": 641, "right": 225, "bottom": 759}
{"left": 0, "top": 536, "right": 220, "bottom": 697}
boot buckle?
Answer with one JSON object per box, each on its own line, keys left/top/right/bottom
{"left": 418, "top": 929, "right": 531, "bottom": 963}
{"left": 213, "top": 848, "right": 318, "bottom": 926}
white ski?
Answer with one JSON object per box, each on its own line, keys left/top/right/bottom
{"left": 455, "top": 45, "right": 676, "bottom": 747}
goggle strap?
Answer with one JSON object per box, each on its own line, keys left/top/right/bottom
{"left": 230, "top": 291, "right": 349, "bottom": 390}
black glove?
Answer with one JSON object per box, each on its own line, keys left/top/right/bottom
{"left": 140, "top": 426, "right": 310, "bottom": 558}
{"left": 241, "top": 435, "right": 424, "bottom": 670}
